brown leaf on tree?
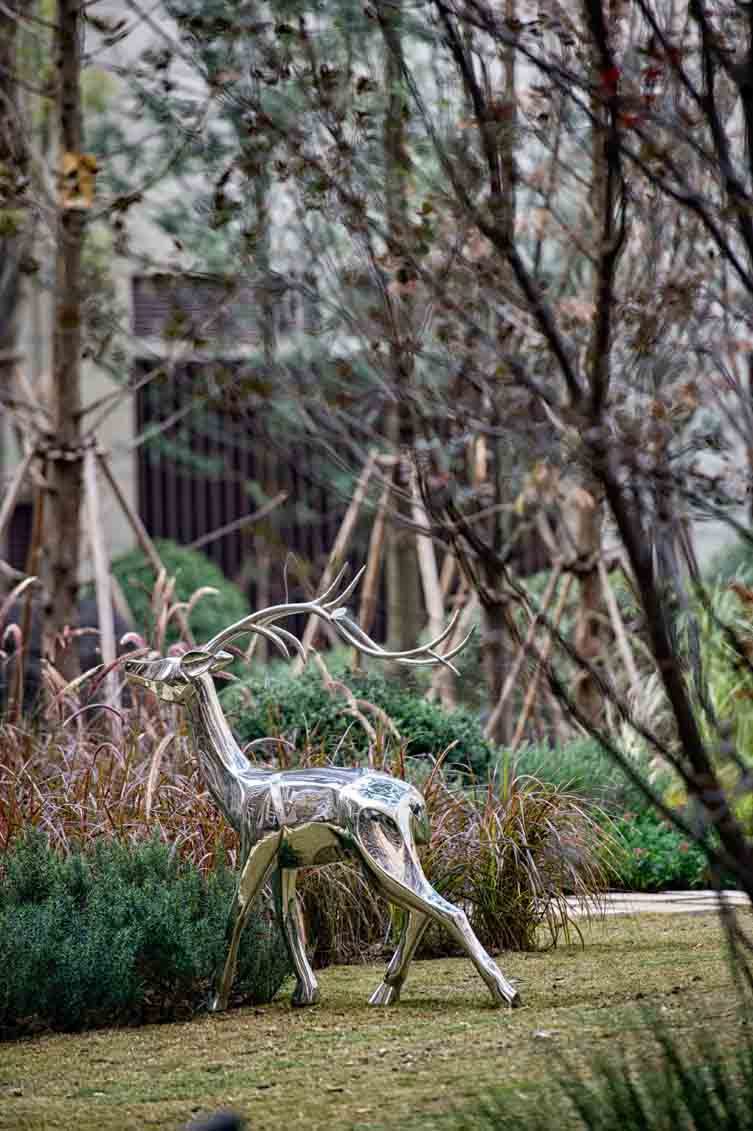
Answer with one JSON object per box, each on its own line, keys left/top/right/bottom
{"left": 60, "top": 152, "right": 97, "bottom": 209}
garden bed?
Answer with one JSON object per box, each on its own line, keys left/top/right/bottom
{"left": 1, "top": 911, "right": 750, "bottom": 1131}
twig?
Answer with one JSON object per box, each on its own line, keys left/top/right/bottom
{"left": 510, "top": 574, "right": 574, "bottom": 751}
{"left": 188, "top": 491, "right": 287, "bottom": 551}
{"left": 292, "top": 451, "right": 378, "bottom": 673}
{"left": 484, "top": 564, "right": 562, "bottom": 741}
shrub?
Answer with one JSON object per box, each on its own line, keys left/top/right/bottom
{"left": 0, "top": 831, "right": 291, "bottom": 1037}
{"left": 513, "top": 738, "right": 657, "bottom": 812}
{"left": 111, "top": 538, "right": 249, "bottom": 646}
{"left": 705, "top": 536, "right": 753, "bottom": 585}
{"left": 221, "top": 668, "right": 497, "bottom": 777}
{"left": 608, "top": 809, "right": 711, "bottom": 891}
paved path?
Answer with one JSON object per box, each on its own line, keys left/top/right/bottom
{"left": 570, "top": 890, "right": 750, "bottom": 917}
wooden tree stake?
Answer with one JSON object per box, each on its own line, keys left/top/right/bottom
{"left": 83, "top": 446, "right": 118, "bottom": 711}
{"left": 484, "top": 565, "right": 562, "bottom": 741}
{"left": 354, "top": 469, "right": 393, "bottom": 669}
{"left": 510, "top": 574, "right": 573, "bottom": 751}
{"left": 96, "top": 451, "right": 195, "bottom": 645}
{"left": 292, "top": 450, "right": 377, "bottom": 674}
{"left": 598, "top": 557, "right": 640, "bottom": 695}
{"left": 411, "top": 480, "right": 455, "bottom": 708}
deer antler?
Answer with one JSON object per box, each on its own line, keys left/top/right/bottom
{"left": 203, "top": 565, "right": 473, "bottom": 674}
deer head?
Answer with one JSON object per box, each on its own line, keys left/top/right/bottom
{"left": 124, "top": 649, "right": 234, "bottom": 703}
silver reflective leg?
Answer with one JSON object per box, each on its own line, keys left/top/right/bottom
{"left": 435, "top": 898, "right": 520, "bottom": 1006}
{"left": 273, "top": 867, "right": 320, "bottom": 1007}
{"left": 369, "top": 910, "right": 430, "bottom": 1005}
{"left": 210, "top": 832, "right": 281, "bottom": 1013}
{"left": 359, "top": 848, "right": 520, "bottom": 1008}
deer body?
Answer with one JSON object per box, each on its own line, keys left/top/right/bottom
{"left": 125, "top": 569, "right": 520, "bottom": 1011}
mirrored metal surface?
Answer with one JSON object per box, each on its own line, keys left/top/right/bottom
{"left": 125, "top": 568, "right": 520, "bottom": 1010}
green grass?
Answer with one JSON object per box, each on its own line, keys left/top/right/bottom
{"left": 0, "top": 912, "right": 750, "bottom": 1130}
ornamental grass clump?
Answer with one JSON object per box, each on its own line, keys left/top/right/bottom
{"left": 295, "top": 750, "right": 610, "bottom": 966}
{"left": 418, "top": 766, "right": 608, "bottom": 953}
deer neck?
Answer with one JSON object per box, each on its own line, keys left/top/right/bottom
{"left": 183, "top": 673, "right": 268, "bottom": 827}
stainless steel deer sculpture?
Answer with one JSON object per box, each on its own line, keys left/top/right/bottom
{"left": 124, "top": 567, "right": 520, "bottom": 1011}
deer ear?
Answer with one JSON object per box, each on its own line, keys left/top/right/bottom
{"left": 180, "top": 649, "right": 216, "bottom": 678}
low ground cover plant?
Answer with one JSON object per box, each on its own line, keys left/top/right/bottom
{"left": 0, "top": 831, "right": 291, "bottom": 1038}
{"left": 448, "top": 1005, "right": 753, "bottom": 1130}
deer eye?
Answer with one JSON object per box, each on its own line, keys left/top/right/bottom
{"left": 410, "top": 800, "right": 423, "bottom": 816}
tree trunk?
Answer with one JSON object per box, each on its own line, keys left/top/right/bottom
{"left": 559, "top": 481, "right": 604, "bottom": 726}
{"left": 381, "top": 1, "right": 422, "bottom": 652}
{"left": 481, "top": 596, "right": 511, "bottom": 746}
{"left": 0, "top": 1, "right": 27, "bottom": 486}
{"left": 45, "top": 0, "right": 85, "bottom": 678}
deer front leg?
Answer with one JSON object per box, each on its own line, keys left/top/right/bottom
{"left": 369, "top": 910, "right": 429, "bottom": 1005}
{"left": 272, "top": 868, "right": 320, "bottom": 1007}
{"left": 210, "top": 832, "right": 281, "bottom": 1014}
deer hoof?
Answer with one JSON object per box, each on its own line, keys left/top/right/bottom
{"left": 368, "top": 981, "right": 400, "bottom": 1006}
{"left": 489, "top": 972, "right": 521, "bottom": 1008}
{"left": 291, "top": 985, "right": 320, "bottom": 1008}
{"left": 493, "top": 987, "right": 521, "bottom": 1009}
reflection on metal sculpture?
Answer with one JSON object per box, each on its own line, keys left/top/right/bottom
{"left": 124, "top": 567, "right": 520, "bottom": 1010}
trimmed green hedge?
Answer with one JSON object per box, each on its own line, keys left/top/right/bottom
{"left": 221, "top": 669, "right": 497, "bottom": 777}
{"left": 112, "top": 538, "right": 249, "bottom": 646}
{"left": 0, "top": 832, "right": 290, "bottom": 1037}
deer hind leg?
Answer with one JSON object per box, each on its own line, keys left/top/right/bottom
{"left": 210, "top": 831, "right": 281, "bottom": 1014}
{"left": 272, "top": 867, "right": 320, "bottom": 1007}
{"left": 356, "top": 833, "right": 520, "bottom": 1008}
{"left": 369, "top": 910, "right": 429, "bottom": 1005}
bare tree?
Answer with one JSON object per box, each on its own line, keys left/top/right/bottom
{"left": 0, "top": 1, "right": 29, "bottom": 421}
{"left": 43, "top": 0, "right": 87, "bottom": 678}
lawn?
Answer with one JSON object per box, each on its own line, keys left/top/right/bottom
{"left": 0, "top": 912, "right": 749, "bottom": 1131}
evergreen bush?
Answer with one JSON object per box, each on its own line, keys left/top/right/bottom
{"left": 0, "top": 831, "right": 291, "bottom": 1037}
{"left": 608, "top": 809, "right": 711, "bottom": 891}
{"left": 513, "top": 738, "right": 657, "bottom": 812}
{"left": 705, "top": 536, "right": 753, "bottom": 584}
{"left": 111, "top": 538, "right": 249, "bottom": 646}
{"left": 221, "top": 669, "right": 497, "bottom": 777}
